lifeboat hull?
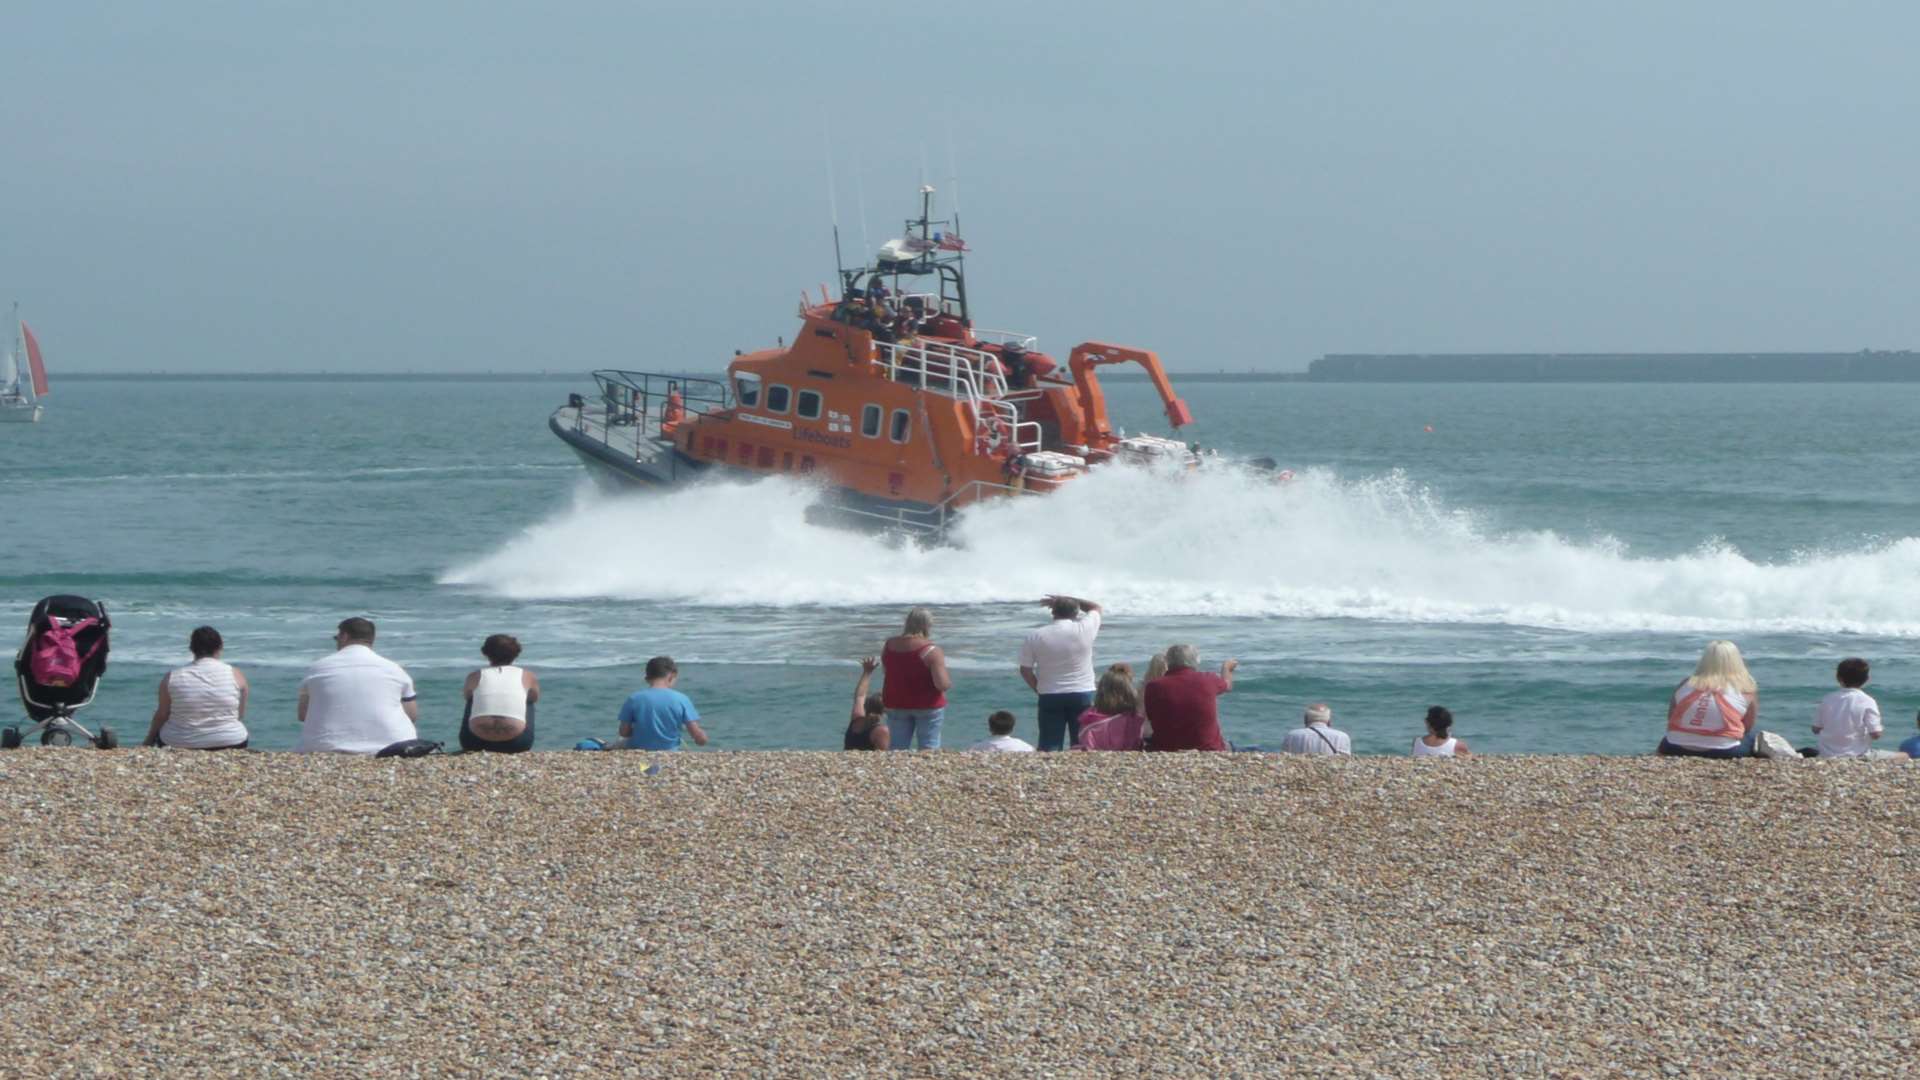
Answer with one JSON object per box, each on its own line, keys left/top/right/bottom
{"left": 550, "top": 408, "right": 946, "bottom": 531}
{"left": 549, "top": 412, "right": 698, "bottom": 490}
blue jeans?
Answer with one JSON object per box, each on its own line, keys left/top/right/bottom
{"left": 887, "top": 708, "right": 944, "bottom": 750}
{"left": 1036, "top": 691, "right": 1093, "bottom": 752}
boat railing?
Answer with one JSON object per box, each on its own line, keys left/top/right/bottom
{"left": 970, "top": 328, "right": 1040, "bottom": 351}
{"left": 589, "top": 370, "right": 730, "bottom": 437}
{"left": 556, "top": 370, "right": 729, "bottom": 476}
{"left": 891, "top": 291, "right": 963, "bottom": 318}
{"left": 825, "top": 478, "right": 1039, "bottom": 536}
{"left": 874, "top": 340, "right": 1043, "bottom": 455}
{"left": 875, "top": 339, "right": 1009, "bottom": 398}
{"left": 972, "top": 397, "right": 1044, "bottom": 455}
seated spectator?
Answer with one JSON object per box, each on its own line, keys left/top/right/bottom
{"left": 844, "top": 656, "right": 892, "bottom": 751}
{"left": 1143, "top": 652, "right": 1169, "bottom": 684}
{"left": 143, "top": 625, "right": 250, "bottom": 750}
{"left": 1142, "top": 645, "right": 1235, "bottom": 752}
{"left": 1658, "top": 640, "right": 1758, "bottom": 758}
{"left": 1811, "top": 657, "right": 1884, "bottom": 758}
{"left": 1139, "top": 651, "right": 1168, "bottom": 743}
{"left": 618, "top": 656, "right": 709, "bottom": 751}
{"left": 297, "top": 617, "right": 418, "bottom": 753}
{"left": 969, "top": 710, "right": 1034, "bottom": 752}
{"left": 1901, "top": 712, "right": 1920, "bottom": 760}
{"left": 1282, "top": 703, "right": 1352, "bottom": 756}
{"left": 1075, "top": 664, "right": 1147, "bottom": 751}
{"left": 1411, "top": 705, "right": 1469, "bottom": 757}
{"left": 460, "top": 634, "right": 539, "bottom": 754}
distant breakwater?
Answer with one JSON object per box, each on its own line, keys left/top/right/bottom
{"left": 1310, "top": 351, "right": 1920, "bottom": 381}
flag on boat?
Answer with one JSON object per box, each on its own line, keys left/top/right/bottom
{"left": 901, "top": 237, "right": 936, "bottom": 253}
{"left": 935, "top": 232, "right": 969, "bottom": 252}
{"left": 21, "top": 322, "right": 47, "bottom": 396}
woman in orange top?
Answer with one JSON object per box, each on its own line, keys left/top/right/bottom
{"left": 1658, "top": 640, "right": 1759, "bottom": 758}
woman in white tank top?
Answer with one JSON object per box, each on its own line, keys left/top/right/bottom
{"left": 143, "top": 626, "right": 250, "bottom": 750}
{"left": 460, "top": 634, "right": 540, "bottom": 753}
{"left": 1411, "top": 705, "right": 1470, "bottom": 757}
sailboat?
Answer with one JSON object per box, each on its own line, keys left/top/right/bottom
{"left": 1, "top": 305, "right": 47, "bottom": 424}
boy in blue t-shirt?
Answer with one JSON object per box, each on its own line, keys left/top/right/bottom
{"left": 617, "top": 656, "right": 709, "bottom": 751}
{"left": 1899, "top": 710, "right": 1920, "bottom": 760}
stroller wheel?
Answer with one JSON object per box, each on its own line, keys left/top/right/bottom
{"left": 95, "top": 727, "right": 118, "bottom": 750}
{"left": 0, "top": 727, "right": 19, "bottom": 750}
{"left": 40, "top": 728, "right": 73, "bottom": 748}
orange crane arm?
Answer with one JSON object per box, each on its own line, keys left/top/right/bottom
{"left": 1067, "top": 343, "right": 1194, "bottom": 444}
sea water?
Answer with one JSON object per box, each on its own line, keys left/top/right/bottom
{"left": 4, "top": 377, "right": 1919, "bottom": 754}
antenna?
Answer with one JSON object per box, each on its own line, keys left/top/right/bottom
{"left": 945, "top": 109, "right": 963, "bottom": 262}
{"left": 824, "top": 119, "right": 845, "bottom": 283}
{"left": 855, "top": 170, "right": 871, "bottom": 264}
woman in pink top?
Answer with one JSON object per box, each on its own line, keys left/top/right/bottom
{"left": 1075, "top": 664, "right": 1148, "bottom": 751}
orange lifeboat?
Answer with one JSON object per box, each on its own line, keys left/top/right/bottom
{"left": 551, "top": 187, "right": 1201, "bottom": 535}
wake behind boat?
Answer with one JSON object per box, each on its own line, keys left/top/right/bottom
{"left": 1, "top": 305, "right": 48, "bottom": 424}
{"left": 552, "top": 188, "right": 1218, "bottom": 536}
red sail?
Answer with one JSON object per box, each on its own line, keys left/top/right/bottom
{"left": 21, "top": 322, "right": 47, "bottom": 396}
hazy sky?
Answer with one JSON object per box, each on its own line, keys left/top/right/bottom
{"left": 5, "top": 1, "right": 1917, "bottom": 372}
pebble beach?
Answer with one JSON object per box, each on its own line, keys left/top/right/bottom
{"left": 3, "top": 751, "right": 1916, "bottom": 1077}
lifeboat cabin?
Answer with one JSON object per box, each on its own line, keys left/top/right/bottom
{"left": 552, "top": 187, "right": 1196, "bottom": 534}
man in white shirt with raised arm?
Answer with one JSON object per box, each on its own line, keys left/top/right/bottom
{"left": 297, "top": 617, "right": 420, "bottom": 753}
{"left": 1019, "top": 594, "right": 1101, "bottom": 752}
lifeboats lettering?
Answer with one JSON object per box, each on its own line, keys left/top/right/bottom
{"left": 740, "top": 413, "right": 793, "bottom": 431}
{"left": 794, "top": 427, "right": 852, "bottom": 450}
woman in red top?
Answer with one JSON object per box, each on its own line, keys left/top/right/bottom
{"left": 881, "top": 606, "right": 953, "bottom": 750}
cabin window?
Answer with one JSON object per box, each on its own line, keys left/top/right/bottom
{"left": 734, "top": 373, "right": 761, "bottom": 408}
{"left": 860, "top": 404, "right": 882, "bottom": 438}
{"left": 796, "top": 389, "right": 823, "bottom": 420}
{"left": 757, "top": 446, "right": 775, "bottom": 468}
{"left": 889, "top": 408, "right": 912, "bottom": 443}
{"left": 765, "top": 384, "right": 792, "bottom": 414}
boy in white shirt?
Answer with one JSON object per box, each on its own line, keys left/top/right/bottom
{"left": 969, "top": 710, "right": 1035, "bottom": 753}
{"left": 1811, "top": 657, "right": 1882, "bottom": 758}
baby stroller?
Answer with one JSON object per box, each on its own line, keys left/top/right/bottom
{"left": 7, "top": 595, "right": 117, "bottom": 749}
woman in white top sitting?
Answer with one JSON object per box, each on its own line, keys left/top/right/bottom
{"left": 1658, "top": 639, "right": 1758, "bottom": 758}
{"left": 1412, "top": 705, "right": 1470, "bottom": 757}
{"left": 460, "top": 634, "right": 540, "bottom": 753}
{"left": 143, "top": 626, "right": 250, "bottom": 750}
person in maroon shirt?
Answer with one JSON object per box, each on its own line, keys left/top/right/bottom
{"left": 1141, "top": 644, "right": 1238, "bottom": 751}
{"left": 880, "top": 606, "right": 953, "bottom": 750}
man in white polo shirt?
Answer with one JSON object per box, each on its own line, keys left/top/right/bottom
{"left": 297, "top": 617, "right": 419, "bottom": 753}
{"left": 1281, "top": 703, "right": 1352, "bottom": 756}
{"left": 1018, "top": 594, "right": 1101, "bottom": 752}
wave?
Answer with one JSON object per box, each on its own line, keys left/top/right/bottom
{"left": 440, "top": 468, "right": 1920, "bottom": 637}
